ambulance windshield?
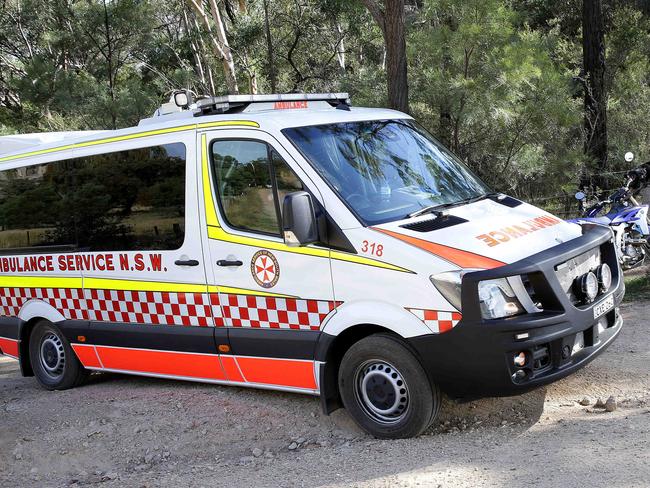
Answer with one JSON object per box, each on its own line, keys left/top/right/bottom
{"left": 284, "top": 119, "right": 491, "bottom": 225}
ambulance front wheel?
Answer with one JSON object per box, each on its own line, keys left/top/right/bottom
{"left": 338, "top": 333, "right": 440, "bottom": 439}
{"left": 29, "top": 320, "right": 88, "bottom": 390}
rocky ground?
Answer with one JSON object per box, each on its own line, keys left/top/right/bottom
{"left": 1, "top": 301, "right": 648, "bottom": 488}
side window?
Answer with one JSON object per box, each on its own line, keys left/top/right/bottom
{"left": 0, "top": 143, "right": 186, "bottom": 252}
{"left": 211, "top": 140, "right": 278, "bottom": 235}
{"left": 210, "top": 140, "right": 306, "bottom": 236}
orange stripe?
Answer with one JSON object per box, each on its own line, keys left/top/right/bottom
{"left": 220, "top": 356, "right": 245, "bottom": 382}
{"left": 95, "top": 346, "right": 227, "bottom": 380}
{"left": 374, "top": 228, "right": 505, "bottom": 269}
{"left": 0, "top": 337, "right": 19, "bottom": 358}
{"left": 235, "top": 357, "right": 317, "bottom": 390}
{"left": 71, "top": 344, "right": 102, "bottom": 368}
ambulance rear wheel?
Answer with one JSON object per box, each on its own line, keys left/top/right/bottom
{"left": 29, "top": 321, "right": 87, "bottom": 390}
{"left": 338, "top": 333, "right": 440, "bottom": 439}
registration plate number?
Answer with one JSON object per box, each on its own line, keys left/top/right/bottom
{"left": 593, "top": 294, "right": 614, "bottom": 319}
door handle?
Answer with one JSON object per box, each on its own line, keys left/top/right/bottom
{"left": 217, "top": 259, "right": 243, "bottom": 267}
{"left": 174, "top": 259, "right": 200, "bottom": 267}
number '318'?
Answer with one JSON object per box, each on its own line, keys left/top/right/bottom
{"left": 361, "top": 240, "right": 383, "bottom": 257}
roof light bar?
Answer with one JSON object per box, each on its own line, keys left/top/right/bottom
{"left": 194, "top": 93, "right": 351, "bottom": 116}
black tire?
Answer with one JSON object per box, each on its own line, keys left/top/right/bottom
{"left": 338, "top": 333, "right": 441, "bottom": 439}
{"left": 29, "top": 320, "right": 87, "bottom": 390}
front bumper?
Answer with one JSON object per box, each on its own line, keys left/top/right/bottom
{"left": 409, "top": 224, "right": 625, "bottom": 399}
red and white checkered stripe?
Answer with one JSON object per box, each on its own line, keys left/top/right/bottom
{"left": 0, "top": 287, "right": 218, "bottom": 327}
{"left": 0, "top": 287, "right": 87, "bottom": 320}
{"left": 220, "top": 294, "right": 337, "bottom": 331}
{"left": 407, "top": 308, "right": 462, "bottom": 333}
{"left": 85, "top": 289, "right": 215, "bottom": 327}
{"left": 0, "top": 287, "right": 338, "bottom": 330}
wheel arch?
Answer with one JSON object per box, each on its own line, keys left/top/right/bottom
{"left": 17, "top": 316, "right": 47, "bottom": 377}
{"left": 317, "top": 301, "right": 434, "bottom": 415}
{"left": 16, "top": 300, "right": 68, "bottom": 377}
{"left": 316, "top": 324, "right": 399, "bottom": 415}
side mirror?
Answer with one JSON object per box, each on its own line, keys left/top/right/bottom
{"left": 625, "top": 151, "right": 635, "bottom": 163}
{"left": 575, "top": 191, "right": 586, "bottom": 201}
{"left": 282, "top": 191, "right": 318, "bottom": 247}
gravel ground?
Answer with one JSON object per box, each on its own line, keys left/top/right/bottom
{"left": 1, "top": 301, "right": 649, "bottom": 488}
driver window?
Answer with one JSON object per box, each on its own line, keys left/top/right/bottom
{"left": 210, "top": 140, "right": 306, "bottom": 236}
{"left": 211, "top": 140, "right": 279, "bottom": 235}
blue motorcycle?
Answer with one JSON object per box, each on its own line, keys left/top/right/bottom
{"left": 570, "top": 153, "right": 650, "bottom": 270}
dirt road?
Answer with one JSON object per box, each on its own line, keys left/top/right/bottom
{"left": 1, "top": 301, "right": 648, "bottom": 488}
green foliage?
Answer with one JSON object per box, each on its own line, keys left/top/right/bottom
{"left": 624, "top": 272, "right": 650, "bottom": 301}
{"left": 1, "top": 0, "right": 650, "bottom": 208}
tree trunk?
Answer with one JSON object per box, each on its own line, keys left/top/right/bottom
{"left": 384, "top": 0, "right": 408, "bottom": 113}
{"left": 582, "top": 0, "right": 608, "bottom": 192}
{"left": 182, "top": 7, "right": 208, "bottom": 90}
{"left": 263, "top": 0, "right": 276, "bottom": 93}
{"left": 187, "top": 0, "right": 239, "bottom": 94}
{"left": 361, "top": 0, "right": 409, "bottom": 113}
{"left": 335, "top": 22, "right": 346, "bottom": 71}
{"left": 438, "top": 13, "right": 456, "bottom": 148}
{"left": 102, "top": 0, "right": 117, "bottom": 129}
{"left": 208, "top": 0, "right": 239, "bottom": 94}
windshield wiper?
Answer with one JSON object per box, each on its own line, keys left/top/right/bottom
{"left": 407, "top": 192, "right": 501, "bottom": 219}
{"left": 458, "top": 192, "right": 502, "bottom": 206}
{"left": 408, "top": 205, "right": 444, "bottom": 218}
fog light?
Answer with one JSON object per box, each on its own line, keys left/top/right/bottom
{"left": 513, "top": 352, "right": 526, "bottom": 367}
{"left": 512, "top": 369, "right": 527, "bottom": 382}
{"left": 597, "top": 317, "right": 607, "bottom": 334}
{"left": 597, "top": 263, "right": 612, "bottom": 292}
{"left": 580, "top": 271, "right": 598, "bottom": 302}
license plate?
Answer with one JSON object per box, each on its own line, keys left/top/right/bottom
{"left": 593, "top": 294, "right": 614, "bottom": 319}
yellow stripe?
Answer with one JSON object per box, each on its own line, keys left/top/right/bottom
{"left": 73, "top": 125, "right": 196, "bottom": 149}
{"left": 0, "top": 144, "right": 78, "bottom": 163}
{"left": 0, "top": 275, "right": 293, "bottom": 296}
{"left": 198, "top": 121, "right": 259, "bottom": 129}
{"left": 0, "top": 276, "right": 83, "bottom": 289}
{"left": 202, "top": 134, "right": 221, "bottom": 227}
{"left": 207, "top": 226, "right": 409, "bottom": 272}
{"left": 84, "top": 278, "right": 207, "bottom": 293}
{"left": 0, "top": 121, "right": 260, "bottom": 163}
{"left": 208, "top": 285, "right": 293, "bottom": 298}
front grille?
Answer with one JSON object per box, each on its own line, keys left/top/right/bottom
{"left": 555, "top": 247, "right": 602, "bottom": 304}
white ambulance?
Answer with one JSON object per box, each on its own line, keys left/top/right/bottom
{"left": 0, "top": 93, "right": 623, "bottom": 438}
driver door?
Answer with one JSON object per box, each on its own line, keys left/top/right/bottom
{"left": 198, "top": 128, "right": 335, "bottom": 391}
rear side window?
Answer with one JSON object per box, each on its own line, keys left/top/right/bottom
{"left": 0, "top": 143, "right": 186, "bottom": 253}
{"left": 210, "top": 140, "right": 304, "bottom": 236}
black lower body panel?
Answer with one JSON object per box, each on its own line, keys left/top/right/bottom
{"left": 408, "top": 294, "right": 624, "bottom": 399}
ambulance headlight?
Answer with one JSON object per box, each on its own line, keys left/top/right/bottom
{"left": 429, "top": 269, "right": 481, "bottom": 312}
{"left": 478, "top": 278, "right": 525, "bottom": 320}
